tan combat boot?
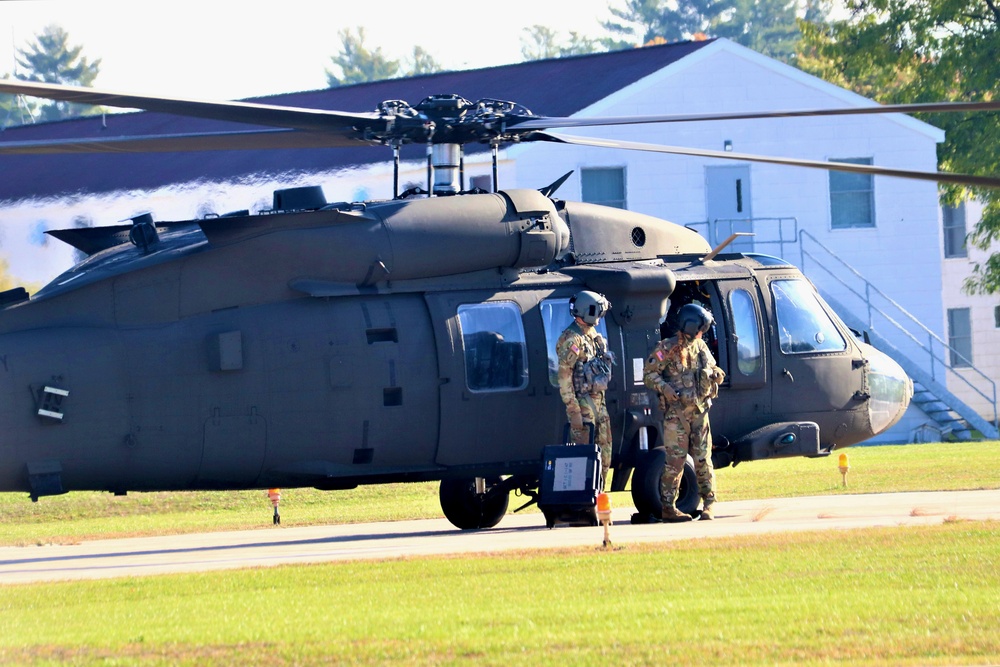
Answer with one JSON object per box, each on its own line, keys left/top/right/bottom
{"left": 661, "top": 504, "right": 693, "bottom": 523}
{"left": 700, "top": 495, "right": 716, "bottom": 521}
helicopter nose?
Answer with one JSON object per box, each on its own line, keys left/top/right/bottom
{"left": 861, "top": 343, "right": 914, "bottom": 436}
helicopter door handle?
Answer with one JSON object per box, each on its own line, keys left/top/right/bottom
{"left": 782, "top": 368, "right": 794, "bottom": 382}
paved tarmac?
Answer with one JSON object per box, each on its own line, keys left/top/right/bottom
{"left": 1, "top": 489, "right": 997, "bottom": 585}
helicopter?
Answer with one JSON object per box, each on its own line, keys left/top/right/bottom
{"left": 1, "top": 66, "right": 999, "bottom": 530}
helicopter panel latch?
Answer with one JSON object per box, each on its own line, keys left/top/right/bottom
{"left": 35, "top": 384, "right": 69, "bottom": 422}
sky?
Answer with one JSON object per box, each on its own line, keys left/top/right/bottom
{"left": 0, "top": 0, "right": 623, "bottom": 285}
{"left": 2, "top": 0, "right": 620, "bottom": 100}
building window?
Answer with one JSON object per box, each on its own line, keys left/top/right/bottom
{"left": 581, "top": 167, "right": 626, "bottom": 209}
{"left": 469, "top": 174, "right": 492, "bottom": 192}
{"left": 947, "top": 307, "right": 972, "bottom": 368}
{"left": 458, "top": 302, "right": 528, "bottom": 392}
{"left": 994, "top": 305, "right": 1000, "bottom": 329}
{"left": 943, "top": 201, "right": 967, "bottom": 258}
{"left": 829, "top": 158, "right": 875, "bottom": 229}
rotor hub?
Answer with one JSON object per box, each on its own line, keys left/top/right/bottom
{"left": 372, "top": 95, "right": 537, "bottom": 146}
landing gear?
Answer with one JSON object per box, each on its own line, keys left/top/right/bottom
{"left": 439, "top": 477, "right": 510, "bottom": 530}
{"left": 630, "top": 447, "right": 699, "bottom": 522}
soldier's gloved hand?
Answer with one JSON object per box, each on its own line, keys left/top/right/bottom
{"left": 569, "top": 410, "right": 584, "bottom": 433}
{"left": 659, "top": 383, "right": 678, "bottom": 402}
{"left": 679, "top": 388, "right": 697, "bottom": 406}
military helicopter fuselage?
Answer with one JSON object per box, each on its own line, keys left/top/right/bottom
{"left": 0, "top": 186, "right": 911, "bottom": 527}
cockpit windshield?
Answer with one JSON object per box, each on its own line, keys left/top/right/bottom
{"left": 771, "top": 279, "right": 846, "bottom": 355}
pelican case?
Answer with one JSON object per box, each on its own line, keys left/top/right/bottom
{"left": 538, "top": 424, "right": 600, "bottom": 528}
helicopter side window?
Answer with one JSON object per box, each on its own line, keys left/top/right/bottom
{"left": 540, "top": 298, "right": 609, "bottom": 387}
{"left": 771, "top": 279, "right": 846, "bottom": 355}
{"left": 457, "top": 302, "right": 528, "bottom": 392}
{"left": 729, "top": 289, "right": 762, "bottom": 375}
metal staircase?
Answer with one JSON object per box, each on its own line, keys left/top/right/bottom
{"left": 910, "top": 382, "right": 973, "bottom": 441}
{"left": 822, "top": 294, "right": 990, "bottom": 440}
{"left": 794, "top": 229, "right": 999, "bottom": 441}
{"left": 692, "top": 216, "right": 999, "bottom": 440}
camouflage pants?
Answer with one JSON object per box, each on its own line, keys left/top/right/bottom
{"left": 569, "top": 392, "right": 611, "bottom": 488}
{"left": 659, "top": 404, "right": 715, "bottom": 507}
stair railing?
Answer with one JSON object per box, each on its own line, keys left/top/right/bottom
{"left": 796, "top": 229, "right": 998, "bottom": 430}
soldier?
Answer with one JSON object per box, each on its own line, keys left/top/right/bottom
{"left": 644, "top": 302, "right": 725, "bottom": 522}
{"left": 556, "top": 290, "right": 613, "bottom": 488}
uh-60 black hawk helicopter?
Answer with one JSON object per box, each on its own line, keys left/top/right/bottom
{"left": 1, "top": 77, "right": 999, "bottom": 529}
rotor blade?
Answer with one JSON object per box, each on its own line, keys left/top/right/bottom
{"left": 511, "top": 100, "right": 1000, "bottom": 131}
{"left": 537, "top": 132, "right": 1000, "bottom": 189}
{"left": 0, "top": 79, "right": 384, "bottom": 133}
{"left": 0, "top": 128, "right": 373, "bottom": 155}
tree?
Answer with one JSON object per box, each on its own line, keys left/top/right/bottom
{"left": 712, "top": 0, "right": 804, "bottom": 62}
{"left": 602, "top": 0, "right": 734, "bottom": 44}
{"left": 326, "top": 27, "right": 400, "bottom": 87}
{"left": 521, "top": 25, "right": 562, "bottom": 60}
{"left": 601, "top": 0, "right": 831, "bottom": 64}
{"left": 325, "top": 28, "right": 442, "bottom": 87}
{"left": 14, "top": 24, "right": 101, "bottom": 121}
{"left": 407, "top": 46, "right": 442, "bottom": 76}
{"left": 520, "top": 25, "right": 609, "bottom": 60}
{"left": 0, "top": 75, "right": 17, "bottom": 124}
{"left": 797, "top": 0, "right": 1000, "bottom": 293}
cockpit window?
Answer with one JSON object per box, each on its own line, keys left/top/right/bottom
{"left": 771, "top": 279, "right": 846, "bottom": 354}
{"left": 540, "top": 298, "right": 609, "bottom": 387}
{"left": 729, "top": 289, "right": 762, "bottom": 374}
{"left": 458, "top": 302, "right": 528, "bottom": 392}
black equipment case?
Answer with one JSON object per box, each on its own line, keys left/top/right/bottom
{"left": 538, "top": 424, "right": 600, "bottom": 528}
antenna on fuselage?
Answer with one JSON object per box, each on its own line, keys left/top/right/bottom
{"left": 702, "top": 232, "right": 754, "bottom": 261}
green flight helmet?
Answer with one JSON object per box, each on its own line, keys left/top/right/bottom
{"left": 677, "top": 302, "right": 713, "bottom": 336}
{"left": 570, "top": 290, "right": 610, "bottom": 325}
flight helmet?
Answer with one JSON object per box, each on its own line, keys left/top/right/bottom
{"left": 570, "top": 290, "right": 610, "bottom": 325}
{"left": 677, "top": 302, "right": 713, "bottom": 336}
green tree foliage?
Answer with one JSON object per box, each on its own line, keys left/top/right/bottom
{"left": 14, "top": 24, "right": 101, "bottom": 121}
{"left": 602, "top": 0, "right": 830, "bottom": 63}
{"left": 408, "top": 46, "right": 442, "bottom": 76}
{"left": 604, "top": 0, "right": 730, "bottom": 42}
{"left": 520, "top": 25, "right": 608, "bottom": 60}
{"left": 713, "top": 0, "right": 804, "bottom": 61}
{"left": 325, "top": 27, "right": 399, "bottom": 86}
{"left": 325, "top": 28, "right": 442, "bottom": 87}
{"left": 797, "top": 0, "right": 1000, "bottom": 293}
{"left": 0, "top": 75, "right": 17, "bottom": 123}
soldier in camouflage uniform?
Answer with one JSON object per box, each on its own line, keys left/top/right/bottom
{"left": 643, "top": 302, "right": 725, "bottom": 522}
{"left": 556, "top": 291, "right": 613, "bottom": 488}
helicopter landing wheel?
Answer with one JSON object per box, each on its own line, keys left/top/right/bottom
{"left": 631, "top": 447, "right": 699, "bottom": 521}
{"left": 439, "top": 477, "right": 510, "bottom": 530}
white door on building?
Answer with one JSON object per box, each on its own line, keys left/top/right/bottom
{"left": 706, "top": 165, "right": 753, "bottom": 253}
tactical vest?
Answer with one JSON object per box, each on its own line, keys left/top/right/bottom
{"left": 573, "top": 334, "right": 612, "bottom": 395}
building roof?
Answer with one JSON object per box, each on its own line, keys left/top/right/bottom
{"left": 0, "top": 39, "right": 714, "bottom": 202}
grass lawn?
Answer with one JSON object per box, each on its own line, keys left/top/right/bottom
{"left": 1, "top": 441, "right": 998, "bottom": 665}
{"left": 1, "top": 440, "right": 997, "bottom": 546}
{"left": 0, "top": 521, "right": 997, "bottom": 666}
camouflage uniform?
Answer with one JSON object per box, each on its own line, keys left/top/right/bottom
{"left": 643, "top": 333, "right": 725, "bottom": 514}
{"left": 556, "top": 320, "right": 612, "bottom": 486}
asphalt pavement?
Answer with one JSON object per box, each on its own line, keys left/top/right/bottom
{"left": 1, "top": 489, "right": 997, "bottom": 585}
